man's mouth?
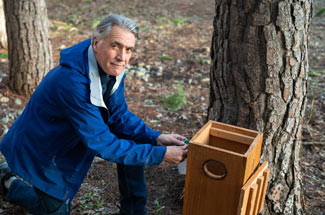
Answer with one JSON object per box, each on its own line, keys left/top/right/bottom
{"left": 111, "top": 63, "right": 125, "bottom": 67}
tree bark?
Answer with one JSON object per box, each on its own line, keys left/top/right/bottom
{"left": 208, "top": 0, "right": 312, "bottom": 214}
{"left": 0, "top": 0, "right": 7, "bottom": 49}
{"left": 4, "top": 0, "right": 52, "bottom": 96}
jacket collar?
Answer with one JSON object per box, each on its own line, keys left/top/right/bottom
{"left": 87, "top": 45, "right": 125, "bottom": 109}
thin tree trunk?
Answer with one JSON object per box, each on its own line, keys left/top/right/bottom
{"left": 0, "top": 0, "right": 7, "bottom": 49}
{"left": 4, "top": 0, "right": 52, "bottom": 96}
{"left": 208, "top": 0, "right": 312, "bottom": 214}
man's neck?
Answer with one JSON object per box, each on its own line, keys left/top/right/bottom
{"left": 98, "top": 64, "right": 109, "bottom": 77}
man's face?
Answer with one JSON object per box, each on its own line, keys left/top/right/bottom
{"left": 93, "top": 25, "right": 136, "bottom": 76}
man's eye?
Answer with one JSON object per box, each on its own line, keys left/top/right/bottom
{"left": 126, "top": 48, "right": 133, "bottom": 53}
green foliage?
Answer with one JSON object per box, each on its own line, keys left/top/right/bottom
{"left": 200, "top": 59, "right": 211, "bottom": 65}
{"left": 153, "top": 200, "right": 165, "bottom": 214}
{"left": 315, "top": 8, "right": 325, "bottom": 16}
{"left": 155, "top": 16, "right": 185, "bottom": 29}
{"left": 160, "top": 55, "right": 173, "bottom": 61}
{"left": 161, "top": 85, "right": 187, "bottom": 112}
{"left": 91, "top": 19, "right": 101, "bottom": 29}
{"left": 83, "top": 0, "right": 92, "bottom": 3}
{"left": 68, "top": 13, "right": 77, "bottom": 23}
{"left": 91, "top": 16, "right": 104, "bottom": 29}
{"left": 79, "top": 192, "right": 105, "bottom": 211}
{"left": 0, "top": 52, "right": 8, "bottom": 58}
{"left": 309, "top": 70, "right": 319, "bottom": 77}
{"left": 171, "top": 18, "right": 184, "bottom": 26}
{"left": 54, "top": 22, "right": 61, "bottom": 28}
{"left": 142, "top": 26, "right": 150, "bottom": 33}
{"left": 53, "top": 21, "right": 74, "bottom": 31}
{"left": 84, "top": 192, "right": 93, "bottom": 199}
{"left": 156, "top": 16, "right": 168, "bottom": 24}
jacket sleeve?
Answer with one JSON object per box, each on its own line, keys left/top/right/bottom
{"left": 56, "top": 70, "right": 166, "bottom": 166}
{"left": 107, "top": 76, "right": 161, "bottom": 145}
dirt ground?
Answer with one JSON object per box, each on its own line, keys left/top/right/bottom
{"left": 0, "top": 0, "right": 324, "bottom": 214}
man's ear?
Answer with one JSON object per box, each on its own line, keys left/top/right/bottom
{"left": 92, "top": 37, "right": 99, "bottom": 51}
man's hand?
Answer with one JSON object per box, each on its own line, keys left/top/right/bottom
{"left": 157, "top": 134, "right": 186, "bottom": 146}
{"left": 163, "top": 145, "right": 188, "bottom": 165}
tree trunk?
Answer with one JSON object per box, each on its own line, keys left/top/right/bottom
{"left": 4, "top": 0, "right": 52, "bottom": 96}
{"left": 208, "top": 0, "right": 312, "bottom": 214}
{"left": 0, "top": 0, "right": 7, "bottom": 49}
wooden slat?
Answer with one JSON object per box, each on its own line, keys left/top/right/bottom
{"left": 209, "top": 136, "right": 249, "bottom": 154}
{"left": 253, "top": 177, "right": 264, "bottom": 215}
{"left": 190, "top": 121, "right": 212, "bottom": 145}
{"left": 237, "top": 187, "right": 250, "bottom": 215}
{"left": 246, "top": 184, "right": 258, "bottom": 215}
{"left": 258, "top": 170, "right": 270, "bottom": 213}
{"left": 243, "top": 133, "right": 263, "bottom": 183}
{"left": 211, "top": 121, "right": 259, "bottom": 137}
{"left": 210, "top": 127, "right": 255, "bottom": 145}
{"left": 192, "top": 141, "right": 245, "bottom": 157}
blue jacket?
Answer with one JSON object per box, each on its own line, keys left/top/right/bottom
{"left": 0, "top": 39, "right": 167, "bottom": 201}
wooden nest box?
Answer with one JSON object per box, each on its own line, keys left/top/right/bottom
{"left": 183, "top": 121, "right": 269, "bottom": 215}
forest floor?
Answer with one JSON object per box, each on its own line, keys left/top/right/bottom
{"left": 0, "top": 0, "right": 324, "bottom": 214}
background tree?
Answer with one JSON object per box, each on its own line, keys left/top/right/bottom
{"left": 208, "top": 0, "right": 312, "bottom": 214}
{"left": 0, "top": 0, "right": 7, "bottom": 49}
{"left": 4, "top": 0, "right": 52, "bottom": 96}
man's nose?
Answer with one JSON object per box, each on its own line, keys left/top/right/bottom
{"left": 116, "top": 49, "right": 126, "bottom": 61}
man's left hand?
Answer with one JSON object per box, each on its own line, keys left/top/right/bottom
{"left": 157, "top": 134, "right": 186, "bottom": 146}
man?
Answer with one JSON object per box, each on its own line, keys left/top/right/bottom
{"left": 0, "top": 14, "right": 187, "bottom": 215}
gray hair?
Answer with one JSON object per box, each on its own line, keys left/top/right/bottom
{"left": 92, "top": 14, "right": 139, "bottom": 40}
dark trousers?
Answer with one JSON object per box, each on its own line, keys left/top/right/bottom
{"left": 5, "top": 164, "right": 147, "bottom": 215}
{"left": 117, "top": 164, "right": 147, "bottom": 215}
{"left": 5, "top": 179, "right": 71, "bottom": 215}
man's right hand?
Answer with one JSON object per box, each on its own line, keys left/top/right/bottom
{"left": 163, "top": 145, "right": 188, "bottom": 164}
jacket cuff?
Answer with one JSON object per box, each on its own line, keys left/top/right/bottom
{"left": 153, "top": 145, "right": 167, "bottom": 164}
{"left": 150, "top": 130, "right": 161, "bottom": 145}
